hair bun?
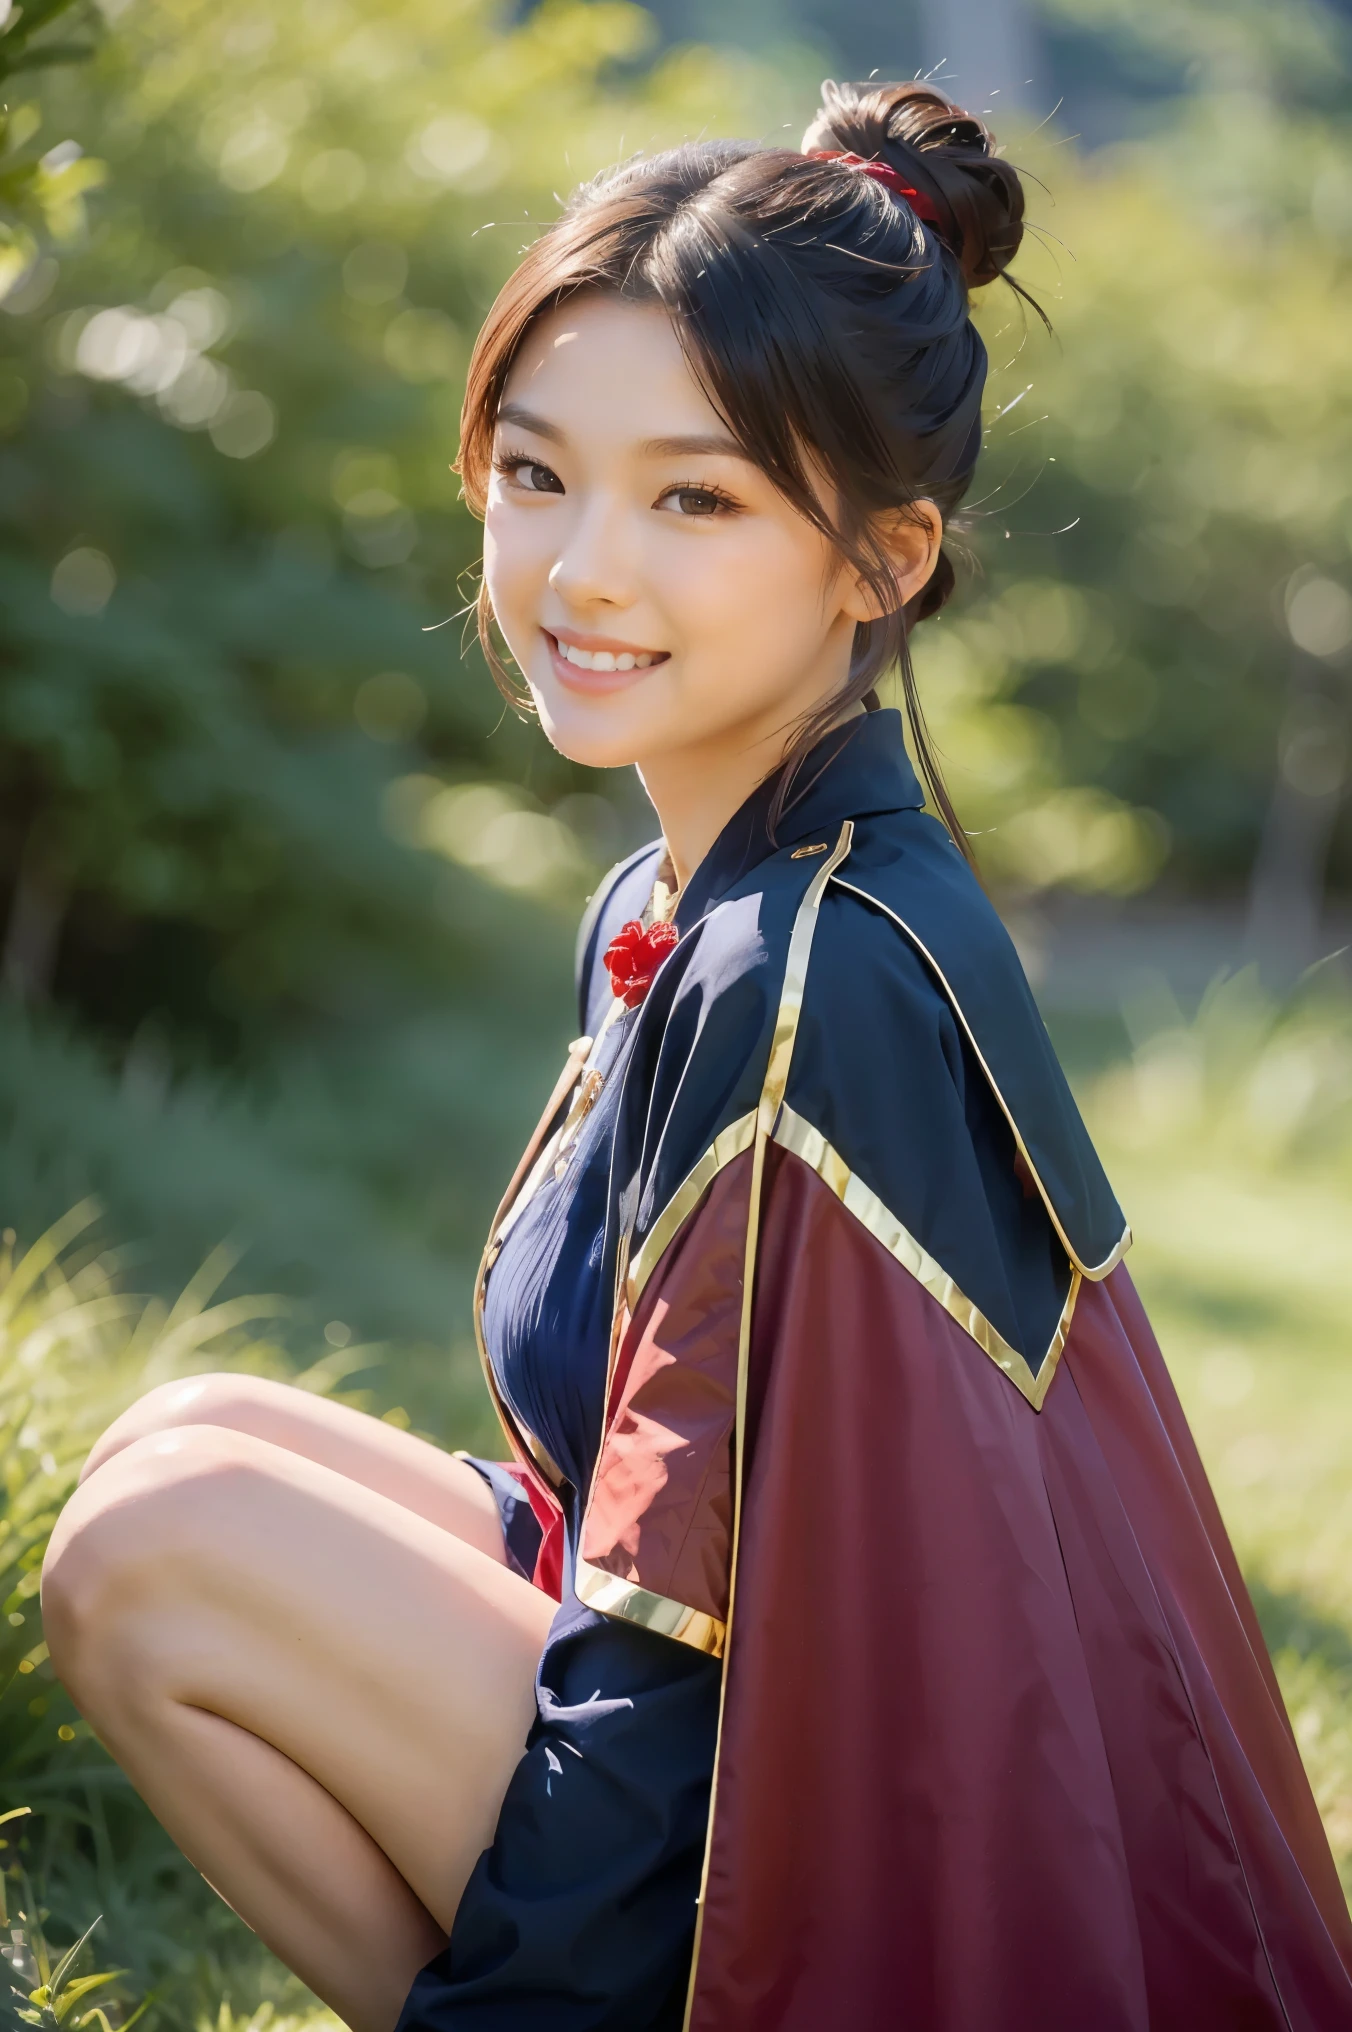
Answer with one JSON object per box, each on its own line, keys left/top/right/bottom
{"left": 803, "top": 78, "right": 1025, "bottom": 289}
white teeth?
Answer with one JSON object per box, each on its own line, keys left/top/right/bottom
{"left": 556, "top": 638, "right": 658, "bottom": 671}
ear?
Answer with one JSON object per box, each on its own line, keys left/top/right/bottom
{"left": 839, "top": 500, "right": 944, "bottom": 624}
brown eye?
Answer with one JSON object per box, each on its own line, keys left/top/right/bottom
{"left": 495, "top": 451, "right": 565, "bottom": 494}
{"left": 518, "top": 461, "right": 564, "bottom": 494}
{"left": 662, "top": 485, "right": 726, "bottom": 517}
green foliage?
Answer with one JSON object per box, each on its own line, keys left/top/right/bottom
{"left": 0, "top": 978, "right": 570, "bottom": 1445}
{"left": 0, "top": 0, "right": 805, "bottom": 1350}
{"left": 1091, "top": 964, "right": 1352, "bottom": 1177}
{"left": 0, "top": 1211, "right": 347, "bottom": 2029}
{"left": 0, "top": 1205, "right": 295, "bottom": 1805}
{"left": 0, "top": 0, "right": 106, "bottom": 298}
{"left": 0, "top": 0, "right": 98, "bottom": 86}
{"left": 1037, "top": 0, "right": 1352, "bottom": 114}
{"left": 0, "top": 0, "right": 786, "bottom": 1061}
{"left": 0, "top": 1880, "right": 150, "bottom": 2030}
{"left": 907, "top": 98, "right": 1352, "bottom": 897}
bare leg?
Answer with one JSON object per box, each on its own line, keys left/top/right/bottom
{"left": 80, "top": 1372, "right": 507, "bottom": 1560}
{"left": 43, "top": 1424, "right": 555, "bottom": 2032}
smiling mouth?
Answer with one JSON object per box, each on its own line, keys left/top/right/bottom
{"left": 545, "top": 631, "right": 667, "bottom": 674}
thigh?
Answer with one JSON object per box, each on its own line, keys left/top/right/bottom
{"left": 45, "top": 1422, "right": 557, "bottom": 1929}
{"left": 81, "top": 1371, "right": 507, "bottom": 1562}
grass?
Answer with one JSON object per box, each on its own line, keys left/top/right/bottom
{"left": 0, "top": 1209, "right": 347, "bottom": 2031}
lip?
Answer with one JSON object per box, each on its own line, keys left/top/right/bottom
{"left": 543, "top": 627, "right": 670, "bottom": 695}
{"left": 550, "top": 623, "right": 666, "bottom": 656}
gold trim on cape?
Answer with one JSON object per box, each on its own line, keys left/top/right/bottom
{"left": 625, "top": 1110, "right": 758, "bottom": 1308}
{"left": 832, "top": 876, "right": 1131, "bottom": 1282}
{"left": 575, "top": 1558, "right": 726, "bottom": 1658}
{"left": 772, "top": 1105, "right": 1078, "bottom": 1411}
{"left": 681, "top": 818, "right": 855, "bottom": 2029}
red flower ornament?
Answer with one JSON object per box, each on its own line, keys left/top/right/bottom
{"left": 603, "top": 918, "right": 680, "bottom": 1008}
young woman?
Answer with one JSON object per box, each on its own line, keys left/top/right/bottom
{"left": 42, "top": 79, "right": 1352, "bottom": 2032}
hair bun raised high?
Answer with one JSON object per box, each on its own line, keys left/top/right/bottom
{"left": 803, "top": 78, "right": 1025, "bottom": 290}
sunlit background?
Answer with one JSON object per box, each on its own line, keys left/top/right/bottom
{"left": 1, "top": 0, "right": 1350, "bottom": 2020}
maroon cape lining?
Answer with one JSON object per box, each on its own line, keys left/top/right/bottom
{"left": 686, "top": 1146, "right": 1352, "bottom": 2031}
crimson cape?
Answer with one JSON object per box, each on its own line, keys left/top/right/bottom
{"left": 479, "top": 709, "right": 1352, "bottom": 2029}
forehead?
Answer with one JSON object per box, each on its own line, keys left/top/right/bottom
{"left": 499, "top": 293, "right": 725, "bottom": 440}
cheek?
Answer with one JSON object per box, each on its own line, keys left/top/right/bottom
{"left": 647, "top": 523, "right": 766, "bottom": 609}
{"left": 481, "top": 510, "right": 516, "bottom": 614}
{"left": 655, "top": 524, "right": 835, "bottom": 667}
{"left": 482, "top": 505, "right": 548, "bottom": 633}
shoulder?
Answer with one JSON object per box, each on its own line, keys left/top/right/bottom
{"left": 784, "top": 802, "right": 1127, "bottom": 1305}
{"left": 797, "top": 805, "right": 1021, "bottom": 1110}
{"left": 788, "top": 820, "right": 1020, "bottom": 1259}
{"left": 775, "top": 813, "right": 1081, "bottom": 1369}
{"left": 796, "top": 860, "right": 969, "bottom": 1121}
{"left": 825, "top": 809, "right": 1128, "bottom": 1282}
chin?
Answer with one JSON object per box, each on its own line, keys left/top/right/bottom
{"left": 532, "top": 687, "right": 655, "bottom": 774}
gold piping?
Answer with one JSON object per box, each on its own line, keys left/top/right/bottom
{"left": 682, "top": 818, "right": 855, "bottom": 2029}
{"left": 552, "top": 1068, "right": 605, "bottom": 1181}
{"left": 472, "top": 1006, "right": 623, "bottom": 1492}
{"left": 832, "top": 877, "right": 1131, "bottom": 1282}
{"left": 575, "top": 1559, "right": 726, "bottom": 1658}
{"left": 773, "top": 1105, "right": 1078, "bottom": 1412}
{"left": 625, "top": 1111, "right": 758, "bottom": 1308}
{"left": 598, "top": 1228, "right": 631, "bottom": 1427}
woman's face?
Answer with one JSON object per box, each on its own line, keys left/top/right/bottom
{"left": 483, "top": 294, "right": 895, "bottom": 775}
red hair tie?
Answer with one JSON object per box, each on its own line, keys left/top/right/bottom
{"left": 809, "top": 150, "right": 944, "bottom": 228}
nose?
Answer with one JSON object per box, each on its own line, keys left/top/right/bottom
{"left": 547, "top": 489, "right": 640, "bottom": 613}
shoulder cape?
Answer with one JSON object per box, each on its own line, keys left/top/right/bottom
{"left": 480, "top": 711, "right": 1352, "bottom": 2031}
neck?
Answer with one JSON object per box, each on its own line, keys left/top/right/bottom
{"left": 638, "top": 696, "right": 866, "bottom": 894}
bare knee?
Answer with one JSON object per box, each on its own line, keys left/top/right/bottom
{"left": 80, "top": 1371, "right": 303, "bottom": 1485}
{"left": 45, "top": 1424, "right": 274, "bottom": 1714}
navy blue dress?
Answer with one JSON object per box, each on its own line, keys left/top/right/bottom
{"left": 396, "top": 985, "right": 722, "bottom": 2031}
{"left": 397, "top": 720, "right": 1075, "bottom": 2028}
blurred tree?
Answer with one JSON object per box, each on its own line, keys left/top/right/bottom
{"left": 916, "top": 0, "right": 1036, "bottom": 115}
{"left": 1036, "top": 0, "right": 1352, "bottom": 135}
{"left": 0, "top": 0, "right": 797, "bottom": 1400}
{"left": 637, "top": 0, "right": 1352, "bottom": 151}
{"left": 1, "top": 0, "right": 785, "bottom": 1049}
{"left": 0, "top": 0, "right": 107, "bottom": 295}
{"left": 907, "top": 103, "right": 1352, "bottom": 934}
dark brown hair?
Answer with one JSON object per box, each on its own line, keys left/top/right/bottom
{"left": 459, "top": 79, "right": 1031, "bottom": 853}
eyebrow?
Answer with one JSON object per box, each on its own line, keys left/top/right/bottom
{"left": 641, "top": 431, "right": 748, "bottom": 460}
{"left": 496, "top": 403, "right": 748, "bottom": 464}
{"left": 497, "top": 401, "right": 565, "bottom": 444}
